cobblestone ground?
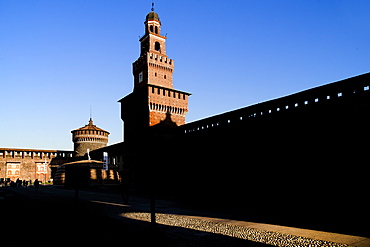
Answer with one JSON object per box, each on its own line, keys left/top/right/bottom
{"left": 122, "top": 212, "right": 349, "bottom": 247}
{"left": 1, "top": 188, "right": 270, "bottom": 247}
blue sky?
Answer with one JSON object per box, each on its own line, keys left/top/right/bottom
{"left": 1, "top": 0, "right": 369, "bottom": 150}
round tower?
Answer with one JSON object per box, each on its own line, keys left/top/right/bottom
{"left": 71, "top": 118, "right": 109, "bottom": 157}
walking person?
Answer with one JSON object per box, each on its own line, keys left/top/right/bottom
{"left": 119, "top": 170, "right": 130, "bottom": 204}
{"left": 119, "top": 181, "right": 129, "bottom": 204}
{"left": 34, "top": 179, "right": 39, "bottom": 191}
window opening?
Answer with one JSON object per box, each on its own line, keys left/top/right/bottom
{"left": 155, "top": 42, "right": 161, "bottom": 52}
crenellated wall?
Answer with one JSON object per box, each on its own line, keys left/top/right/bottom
{"left": 179, "top": 73, "right": 370, "bottom": 135}
{"left": 133, "top": 73, "right": 370, "bottom": 233}
{"left": 0, "top": 148, "right": 73, "bottom": 183}
{"left": 148, "top": 84, "right": 190, "bottom": 126}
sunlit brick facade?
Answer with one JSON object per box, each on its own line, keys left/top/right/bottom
{"left": 120, "top": 10, "right": 191, "bottom": 138}
{"left": 0, "top": 148, "right": 73, "bottom": 183}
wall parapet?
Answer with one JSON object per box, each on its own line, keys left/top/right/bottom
{"left": 179, "top": 73, "right": 370, "bottom": 134}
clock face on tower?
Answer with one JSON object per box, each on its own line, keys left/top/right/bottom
{"left": 139, "top": 72, "right": 143, "bottom": 83}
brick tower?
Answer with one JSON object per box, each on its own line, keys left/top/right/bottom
{"left": 71, "top": 118, "right": 109, "bottom": 157}
{"left": 119, "top": 10, "right": 191, "bottom": 140}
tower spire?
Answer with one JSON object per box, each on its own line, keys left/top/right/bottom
{"left": 89, "top": 105, "right": 93, "bottom": 121}
{"left": 151, "top": 1, "right": 154, "bottom": 12}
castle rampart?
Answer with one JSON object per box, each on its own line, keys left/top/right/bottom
{"left": 0, "top": 148, "right": 73, "bottom": 183}
{"left": 180, "top": 73, "right": 370, "bottom": 134}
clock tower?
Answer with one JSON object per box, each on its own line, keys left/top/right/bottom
{"left": 119, "top": 10, "right": 191, "bottom": 140}
{"left": 133, "top": 11, "right": 174, "bottom": 90}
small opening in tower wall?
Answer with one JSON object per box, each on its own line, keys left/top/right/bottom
{"left": 155, "top": 42, "right": 161, "bottom": 52}
{"left": 150, "top": 25, "right": 154, "bottom": 32}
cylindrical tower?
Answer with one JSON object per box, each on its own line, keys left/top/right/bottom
{"left": 71, "top": 118, "right": 110, "bottom": 157}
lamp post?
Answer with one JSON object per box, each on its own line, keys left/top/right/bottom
{"left": 43, "top": 157, "right": 48, "bottom": 184}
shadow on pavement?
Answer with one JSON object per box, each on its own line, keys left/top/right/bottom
{"left": 0, "top": 187, "right": 270, "bottom": 247}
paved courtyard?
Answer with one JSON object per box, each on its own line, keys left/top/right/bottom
{"left": 1, "top": 186, "right": 369, "bottom": 247}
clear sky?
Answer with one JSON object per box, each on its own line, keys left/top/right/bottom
{"left": 1, "top": 0, "right": 369, "bottom": 150}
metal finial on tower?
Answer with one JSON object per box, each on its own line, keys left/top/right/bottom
{"left": 151, "top": 1, "right": 155, "bottom": 11}
{"left": 89, "top": 105, "right": 93, "bottom": 122}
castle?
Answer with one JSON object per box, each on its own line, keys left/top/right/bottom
{"left": 0, "top": 118, "right": 109, "bottom": 184}
{"left": 1, "top": 8, "right": 369, "bottom": 233}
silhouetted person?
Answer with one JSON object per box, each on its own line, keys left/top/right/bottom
{"left": 119, "top": 182, "right": 129, "bottom": 204}
{"left": 119, "top": 170, "right": 130, "bottom": 204}
{"left": 34, "top": 179, "right": 39, "bottom": 191}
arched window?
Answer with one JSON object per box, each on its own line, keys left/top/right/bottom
{"left": 150, "top": 25, "right": 153, "bottom": 32}
{"left": 8, "top": 170, "right": 12, "bottom": 175}
{"left": 155, "top": 42, "right": 160, "bottom": 52}
{"left": 155, "top": 26, "right": 158, "bottom": 34}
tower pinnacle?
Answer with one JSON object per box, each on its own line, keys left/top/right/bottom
{"left": 119, "top": 9, "right": 191, "bottom": 130}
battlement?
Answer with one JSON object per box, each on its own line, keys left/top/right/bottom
{"left": 149, "top": 88, "right": 189, "bottom": 115}
{"left": 148, "top": 84, "right": 191, "bottom": 100}
{"left": 180, "top": 73, "right": 370, "bottom": 134}
{"left": 133, "top": 52, "right": 173, "bottom": 71}
{"left": 148, "top": 52, "right": 173, "bottom": 65}
{"left": 0, "top": 148, "right": 73, "bottom": 159}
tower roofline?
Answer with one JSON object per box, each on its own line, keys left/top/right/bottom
{"left": 71, "top": 118, "right": 110, "bottom": 134}
{"left": 146, "top": 11, "right": 160, "bottom": 23}
{"left": 147, "top": 84, "right": 192, "bottom": 95}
